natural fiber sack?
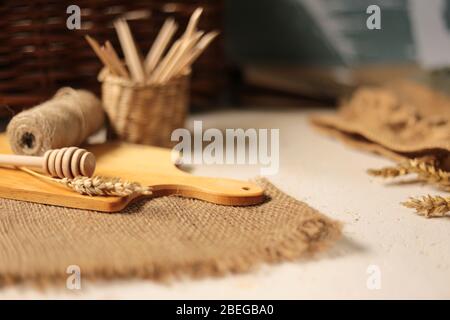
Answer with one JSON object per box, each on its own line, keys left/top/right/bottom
{"left": 311, "top": 80, "right": 450, "bottom": 170}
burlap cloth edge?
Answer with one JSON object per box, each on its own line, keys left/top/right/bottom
{"left": 310, "top": 116, "right": 420, "bottom": 164}
{"left": 310, "top": 79, "right": 450, "bottom": 168}
{"left": 0, "top": 178, "right": 342, "bottom": 287}
{"left": 311, "top": 114, "right": 450, "bottom": 157}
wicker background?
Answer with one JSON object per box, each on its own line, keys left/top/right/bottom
{"left": 0, "top": 0, "right": 225, "bottom": 117}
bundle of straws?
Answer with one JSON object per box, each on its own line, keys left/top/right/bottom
{"left": 85, "top": 7, "right": 218, "bottom": 85}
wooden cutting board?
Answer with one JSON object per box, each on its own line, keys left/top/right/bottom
{"left": 0, "top": 134, "right": 265, "bottom": 212}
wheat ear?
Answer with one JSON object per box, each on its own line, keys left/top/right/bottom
{"left": 369, "top": 158, "right": 450, "bottom": 217}
{"left": 402, "top": 195, "right": 450, "bottom": 218}
{"left": 368, "top": 158, "right": 450, "bottom": 191}
{"left": 19, "top": 167, "right": 152, "bottom": 197}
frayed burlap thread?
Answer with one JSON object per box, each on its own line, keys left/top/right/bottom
{"left": 0, "top": 178, "right": 341, "bottom": 286}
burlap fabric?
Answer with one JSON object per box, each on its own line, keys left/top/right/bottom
{"left": 0, "top": 178, "right": 341, "bottom": 286}
{"left": 311, "top": 80, "right": 450, "bottom": 170}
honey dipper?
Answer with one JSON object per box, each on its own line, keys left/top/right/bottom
{"left": 0, "top": 147, "right": 96, "bottom": 178}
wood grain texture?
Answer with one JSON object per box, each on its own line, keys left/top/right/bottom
{"left": 0, "top": 134, "right": 264, "bottom": 212}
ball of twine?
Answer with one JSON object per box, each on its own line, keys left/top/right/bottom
{"left": 7, "top": 88, "right": 105, "bottom": 156}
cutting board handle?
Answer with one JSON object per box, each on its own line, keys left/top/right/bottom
{"left": 150, "top": 176, "right": 265, "bottom": 206}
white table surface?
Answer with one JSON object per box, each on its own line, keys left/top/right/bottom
{"left": 1, "top": 108, "right": 449, "bottom": 299}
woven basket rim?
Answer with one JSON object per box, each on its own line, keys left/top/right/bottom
{"left": 98, "top": 68, "right": 190, "bottom": 89}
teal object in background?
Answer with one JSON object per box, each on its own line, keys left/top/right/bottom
{"left": 225, "top": 0, "right": 439, "bottom": 67}
{"left": 226, "top": 0, "right": 344, "bottom": 65}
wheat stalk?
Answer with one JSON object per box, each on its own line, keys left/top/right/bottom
{"left": 19, "top": 167, "right": 152, "bottom": 197}
{"left": 402, "top": 195, "right": 450, "bottom": 218}
{"left": 367, "top": 166, "right": 410, "bottom": 178}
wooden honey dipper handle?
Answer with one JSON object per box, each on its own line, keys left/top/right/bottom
{"left": 0, "top": 147, "right": 96, "bottom": 179}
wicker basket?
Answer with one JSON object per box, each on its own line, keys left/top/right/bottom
{"left": 100, "top": 71, "right": 189, "bottom": 147}
{"left": 0, "top": 0, "right": 224, "bottom": 117}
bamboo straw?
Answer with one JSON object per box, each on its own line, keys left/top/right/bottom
{"left": 121, "top": 10, "right": 151, "bottom": 21}
{"left": 183, "top": 7, "right": 203, "bottom": 42}
{"left": 144, "top": 18, "right": 178, "bottom": 75}
{"left": 104, "top": 41, "right": 130, "bottom": 79}
{"left": 100, "top": 46, "right": 123, "bottom": 76}
{"left": 114, "top": 18, "right": 145, "bottom": 82}
{"left": 85, "top": 35, "right": 118, "bottom": 75}
{"left": 155, "top": 6, "right": 203, "bottom": 82}
{"left": 149, "top": 39, "right": 182, "bottom": 83}
{"left": 86, "top": 7, "right": 217, "bottom": 85}
{"left": 159, "top": 31, "right": 204, "bottom": 83}
{"left": 157, "top": 7, "right": 207, "bottom": 82}
{"left": 151, "top": 8, "right": 204, "bottom": 83}
{"left": 171, "top": 31, "right": 219, "bottom": 77}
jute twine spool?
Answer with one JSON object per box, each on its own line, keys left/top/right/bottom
{"left": 7, "top": 87, "right": 105, "bottom": 156}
